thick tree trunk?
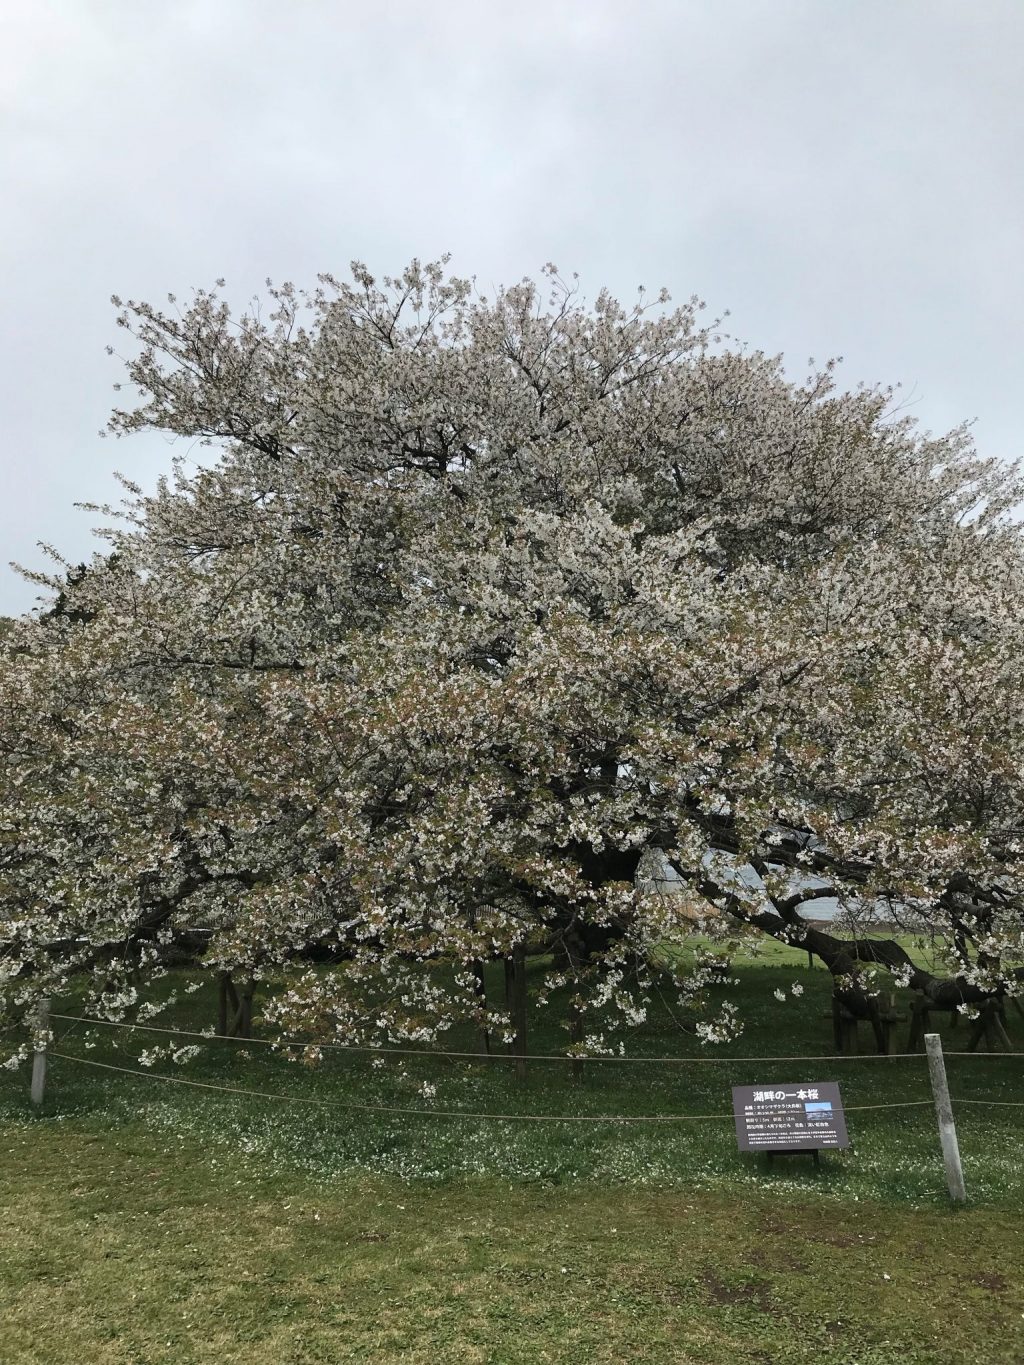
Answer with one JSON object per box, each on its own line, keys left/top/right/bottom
{"left": 472, "top": 959, "right": 490, "bottom": 1056}
{"left": 687, "top": 869, "right": 1017, "bottom": 1054}
{"left": 237, "top": 978, "right": 254, "bottom": 1039}
{"left": 218, "top": 971, "right": 241, "bottom": 1037}
{"left": 216, "top": 971, "right": 254, "bottom": 1039}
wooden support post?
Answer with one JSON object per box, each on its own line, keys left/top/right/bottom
{"left": 966, "top": 998, "right": 1011, "bottom": 1053}
{"left": 511, "top": 943, "right": 528, "bottom": 1081}
{"left": 237, "top": 979, "right": 254, "bottom": 1039}
{"left": 217, "top": 972, "right": 229, "bottom": 1037}
{"left": 925, "top": 1032, "right": 966, "bottom": 1204}
{"left": 566, "top": 932, "right": 585, "bottom": 1081}
{"left": 30, "top": 998, "right": 50, "bottom": 1109}
{"left": 872, "top": 991, "right": 896, "bottom": 1056}
{"left": 832, "top": 996, "right": 858, "bottom": 1053}
{"left": 218, "top": 972, "right": 242, "bottom": 1037}
{"left": 908, "top": 996, "right": 931, "bottom": 1051}
{"left": 569, "top": 1001, "right": 584, "bottom": 1082}
{"left": 504, "top": 954, "right": 515, "bottom": 1050}
{"left": 472, "top": 960, "right": 490, "bottom": 1056}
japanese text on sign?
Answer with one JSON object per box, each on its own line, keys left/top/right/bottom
{"left": 731, "top": 1081, "right": 849, "bottom": 1152}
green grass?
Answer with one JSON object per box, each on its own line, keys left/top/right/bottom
{"left": 1, "top": 1127, "right": 1022, "bottom": 1364}
{"left": 9, "top": 952, "right": 1019, "bottom": 1206}
{"left": 2, "top": 951, "right": 1022, "bottom": 1362}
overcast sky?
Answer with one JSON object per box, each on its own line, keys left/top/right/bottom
{"left": 2, "top": 0, "right": 1021, "bottom": 614}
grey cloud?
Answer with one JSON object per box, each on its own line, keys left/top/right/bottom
{"left": 2, "top": 0, "right": 1021, "bottom": 612}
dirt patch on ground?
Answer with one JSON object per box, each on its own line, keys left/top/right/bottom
{"left": 606, "top": 1265, "right": 688, "bottom": 1306}
{"left": 757, "top": 1209, "right": 874, "bottom": 1250}
{"left": 959, "top": 1271, "right": 1008, "bottom": 1294}
{"left": 700, "top": 1270, "right": 776, "bottom": 1313}
{"left": 749, "top": 1246, "right": 808, "bottom": 1273}
{"left": 805, "top": 1229, "right": 861, "bottom": 1248}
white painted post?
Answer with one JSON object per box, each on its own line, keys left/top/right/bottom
{"left": 925, "top": 1032, "right": 966, "bottom": 1203}
{"left": 30, "top": 998, "right": 50, "bottom": 1108}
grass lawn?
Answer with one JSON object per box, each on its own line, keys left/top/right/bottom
{"left": 2, "top": 946, "right": 1023, "bottom": 1362}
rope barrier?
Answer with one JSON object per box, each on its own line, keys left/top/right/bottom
{"left": 941, "top": 1052, "right": 1024, "bottom": 1058}
{"left": 47, "top": 1014, "right": 950, "bottom": 1064}
{"left": 48, "top": 1052, "right": 733, "bottom": 1122}
{"left": 48, "top": 1050, "right": 939, "bottom": 1120}
{"left": 948, "top": 1097, "right": 1024, "bottom": 1109}
{"left": 839, "top": 1100, "right": 935, "bottom": 1112}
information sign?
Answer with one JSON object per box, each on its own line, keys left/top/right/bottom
{"left": 731, "top": 1081, "right": 849, "bottom": 1152}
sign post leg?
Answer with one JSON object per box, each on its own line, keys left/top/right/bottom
{"left": 924, "top": 1032, "right": 966, "bottom": 1204}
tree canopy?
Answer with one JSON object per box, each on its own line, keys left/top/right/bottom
{"left": 3, "top": 259, "right": 1023, "bottom": 1063}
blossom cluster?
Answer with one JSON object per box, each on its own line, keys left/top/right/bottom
{"left": 2, "top": 258, "right": 1022, "bottom": 1060}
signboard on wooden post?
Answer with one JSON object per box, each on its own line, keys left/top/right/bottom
{"left": 732, "top": 1082, "right": 849, "bottom": 1153}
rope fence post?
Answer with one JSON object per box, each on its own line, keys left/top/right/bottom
{"left": 925, "top": 1031, "right": 966, "bottom": 1203}
{"left": 30, "top": 998, "right": 51, "bottom": 1109}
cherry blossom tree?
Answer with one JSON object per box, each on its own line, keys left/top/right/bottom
{"left": 3, "top": 259, "right": 1023, "bottom": 1063}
